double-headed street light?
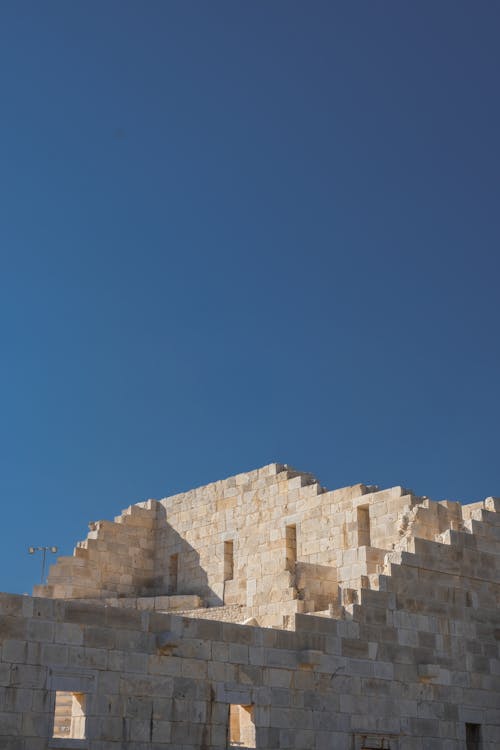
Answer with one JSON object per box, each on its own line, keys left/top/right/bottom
{"left": 28, "top": 546, "right": 58, "bottom": 584}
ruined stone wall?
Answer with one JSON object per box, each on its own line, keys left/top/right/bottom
{"left": 2, "top": 467, "right": 500, "bottom": 748}
{"left": 153, "top": 466, "right": 418, "bottom": 616}
{"left": 37, "top": 464, "right": 499, "bottom": 630}
{"left": 1, "top": 511, "right": 499, "bottom": 750}
{"left": 34, "top": 501, "right": 162, "bottom": 600}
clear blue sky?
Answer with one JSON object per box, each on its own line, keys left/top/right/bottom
{"left": 1, "top": 2, "right": 499, "bottom": 595}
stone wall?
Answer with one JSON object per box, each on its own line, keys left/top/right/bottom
{"left": 36, "top": 464, "right": 497, "bottom": 629}
{"left": 1, "top": 509, "right": 500, "bottom": 750}
{"left": 10, "top": 463, "right": 498, "bottom": 748}
{"left": 34, "top": 502, "right": 162, "bottom": 600}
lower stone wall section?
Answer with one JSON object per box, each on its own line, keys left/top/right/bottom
{"left": 0, "top": 591, "right": 499, "bottom": 749}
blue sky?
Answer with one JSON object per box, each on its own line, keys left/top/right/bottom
{"left": 1, "top": 2, "right": 499, "bottom": 594}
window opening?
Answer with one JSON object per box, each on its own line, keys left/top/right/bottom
{"left": 356, "top": 732, "right": 398, "bottom": 749}
{"left": 228, "top": 704, "right": 256, "bottom": 748}
{"left": 224, "top": 540, "right": 234, "bottom": 581}
{"left": 53, "top": 691, "right": 86, "bottom": 739}
{"left": 285, "top": 524, "right": 297, "bottom": 571}
{"left": 168, "top": 553, "right": 178, "bottom": 594}
{"left": 466, "top": 723, "right": 482, "bottom": 750}
{"left": 357, "top": 505, "right": 371, "bottom": 547}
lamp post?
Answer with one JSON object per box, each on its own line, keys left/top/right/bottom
{"left": 28, "top": 546, "right": 58, "bottom": 584}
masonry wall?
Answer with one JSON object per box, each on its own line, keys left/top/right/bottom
{"left": 36, "top": 464, "right": 499, "bottom": 630}
{"left": 138, "top": 465, "right": 420, "bottom": 618}
{"left": 1, "top": 521, "right": 500, "bottom": 750}
{"left": 34, "top": 502, "right": 162, "bottom": 600}
{"left": 2, "top": 465, "right": 500, "bottom": 748}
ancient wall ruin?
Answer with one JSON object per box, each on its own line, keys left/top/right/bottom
{"left": 1, "top": 463, "right": 499, "bottom": 748}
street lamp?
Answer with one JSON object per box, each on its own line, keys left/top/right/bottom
{"left": 28, "top": 546, "right": 58, "bottom": 584}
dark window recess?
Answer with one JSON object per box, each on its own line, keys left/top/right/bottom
{"left": 357, "top": 505, "right": 371, "bottom": 547}
{"left": 285, "top": 524, "right": 297, "bottom": 571}
{"left": 466, "top": 723, "right": 482, "bottom": 750}
{"left": 168, "top": 553, "right": 179, "bottom": 594}
{"left": 224, "top": 540, "right": 234, "bottom": 581}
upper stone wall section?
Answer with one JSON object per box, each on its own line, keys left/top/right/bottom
{"left": 34, "top": 463, "right": 499, "bottom": 627}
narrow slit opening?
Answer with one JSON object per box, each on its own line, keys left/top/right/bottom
{"left": 224, "top": 540, "right": 234, "bottom": 581}
{"left": 357, "top": 505, "right": 371, "bottom": 547}
{"left": 285, "top": 524, "right": 297, "bottom": 571}
{"left": 168, "top": 553, "right": 179, "bottom": 594}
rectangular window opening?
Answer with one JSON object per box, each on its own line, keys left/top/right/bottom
{"left": 228, "top": 704, "right": 256, "bottom": 748}
{"left": 53, "top": 691, "right": 86, "bottom": 739}
{"left": 224, "top": 540, "right": 234, "bottom": 582}
{"left": 356, "top": 732, "right": 398, "bottom": 750}
{"left": 285, "top": 524, "right": 297, "bottom": 571}
{"left": 357, "top": 505, "right": 371, "bottom": 547}
{"left": 168, "top": 553, "right": 179, "bottom": 594}
{"left": 466, "top": 723, "right": 482, "bottom": 750}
